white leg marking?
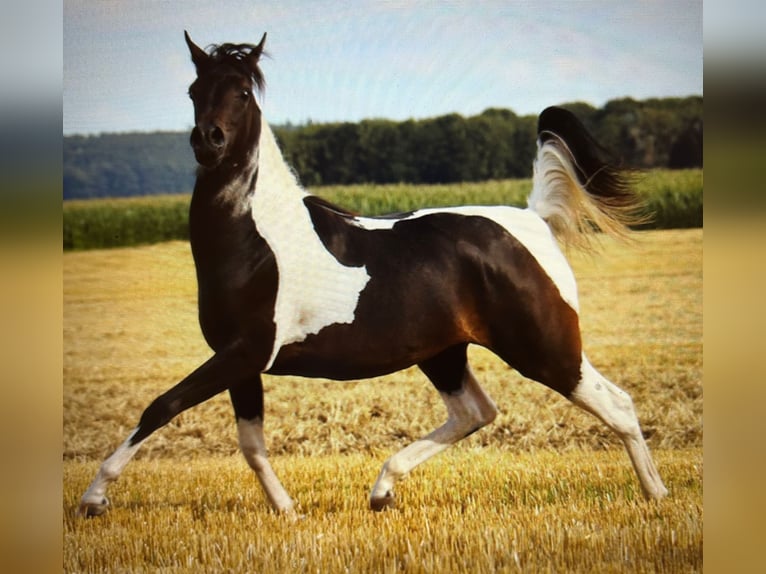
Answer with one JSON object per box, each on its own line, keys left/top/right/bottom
{"left": 570, "top": 355, "right": 669, "bottom": 499}
{"left": 237, "top": 418, "right": 295, "bottom": 515}
{"left": 78, "top": 429, "right": 142, "bottom": 516}
{"left": 370, "top": 367, "right": 497, "bottom": 510}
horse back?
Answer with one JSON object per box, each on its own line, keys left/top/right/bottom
{"left": 270, "top": 200, "right": 582, "bottom": 391}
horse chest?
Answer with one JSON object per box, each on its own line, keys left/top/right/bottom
{"left": 251, "top": 192, "right": 371, "bottom": 370}
{"left": 190, "top": 199, "right": 279, "bottom": 352}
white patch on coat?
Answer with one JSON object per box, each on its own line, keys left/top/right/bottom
{"left": 352, "top": 206, "right": 579, "bottom": 311}
{"left": 253, "top": 119, "right": 371, "bottom": 370}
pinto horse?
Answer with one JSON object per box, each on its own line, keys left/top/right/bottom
{"left": 79, "top": 32, "right": 668, "bottom": 517}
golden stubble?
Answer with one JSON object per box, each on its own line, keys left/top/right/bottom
{"left": 63, "top": 228, "right": 702, "bottom": 572}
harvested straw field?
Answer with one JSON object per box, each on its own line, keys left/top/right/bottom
{"left": 64, "top": 229, "right": 702, "bottom": 572}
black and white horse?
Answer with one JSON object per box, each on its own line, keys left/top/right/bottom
{"left": 79, "top": 33, "right": 668, "bottom": 517}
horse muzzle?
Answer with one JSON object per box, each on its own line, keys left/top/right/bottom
{"left": 190, "top": 124, "right": 227, "bottom": 168}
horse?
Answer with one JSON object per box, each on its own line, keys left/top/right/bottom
{"left": 78, "top": 32, "right": 668, "bottom": 517}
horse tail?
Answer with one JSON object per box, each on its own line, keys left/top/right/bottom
{"left": 527, "top": 106, "right": 647, "bottom": 250}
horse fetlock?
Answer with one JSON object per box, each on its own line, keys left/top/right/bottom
{"left": 370, "top": 466, "right": 398, "bottom": 511}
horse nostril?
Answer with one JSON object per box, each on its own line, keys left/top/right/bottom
{"left": 208, "top": 126, "right": 225, "bottom": 148}
{"left": 190, "top": 127, "right": 203, "bottom": 148}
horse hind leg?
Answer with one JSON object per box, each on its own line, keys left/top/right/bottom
{"left": 570, "top": 355, "right": 669, "bottom": 500}
{"left": 369, "top": 345, "right": 498, "bottom": 511}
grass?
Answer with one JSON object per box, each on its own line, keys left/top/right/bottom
{"left": 63, "top": 193, "right": 190, "bottom": 251}
{"left": 63, "top": 228, "right": 702, "bottom": 571}
{"left": 62, "top": 169, "right": 702, "bottom": 250}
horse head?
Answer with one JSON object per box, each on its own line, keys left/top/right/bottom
{"left": 184, "top": 31, "right": 267, "bottom": 170}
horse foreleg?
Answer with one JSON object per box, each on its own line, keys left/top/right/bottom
{"left": 370, "top": 359, "right": 497, "bottom": 511}
{"left": 229, "top": 378, "right": 295, "bottom": 515}
{"left": 78, "top": 344, "right": 258, "bottom": 517}
{"left": 77, "top": 429, "right": 143, "bottom": 517}
{"left": 570, "top": 355, "right": 669, "bottom": 500}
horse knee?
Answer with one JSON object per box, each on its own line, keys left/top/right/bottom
{"left": 241, "top": 449, "right": 269, "bottom": 473}
{"left": 132, "top": 395, "right": 178, "bottom": 443}
{"left": 238, "top": 440, "right": 270, "bottom": 474}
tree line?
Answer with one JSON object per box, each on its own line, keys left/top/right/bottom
{"left": 64, "top": 96, "right": 702, "bottom": 199}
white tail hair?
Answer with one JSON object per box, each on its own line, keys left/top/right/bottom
{"left": 528, "top": 108, "right": 647, "bottom": 250}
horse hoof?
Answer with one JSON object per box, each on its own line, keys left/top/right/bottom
{"left": 370, "top": 490, "right": 395, "bottom": 512}
{"left": 78, "top": 496, "right": 110, "bottom": 517}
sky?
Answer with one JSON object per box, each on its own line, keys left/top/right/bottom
{"left": 63, "top": 0, "right": 703, "bottom": 136}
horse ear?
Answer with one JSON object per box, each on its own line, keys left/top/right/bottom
{"left": 185, "top": 31, "right": 210, "bottom": 71}
{"left": 255, "top": 32, "right": 267, "bottom": 56}
{"left": 247, "top": 32, "right": 267, "bottom": 69}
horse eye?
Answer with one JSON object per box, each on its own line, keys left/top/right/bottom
{"left": 240, "top": 89, "right": 251, "bottom": 101}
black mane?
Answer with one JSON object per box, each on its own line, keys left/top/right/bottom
{"left": 205, "top": 42, "right": 267, "bottom": 93}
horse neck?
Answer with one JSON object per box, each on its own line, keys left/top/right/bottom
{"left": 250, "top": 118, "right": 314, "bottom": 235}
{"left": 189, "top": 117, "right": 311, "bottom": 260}
{"left": 189, "top": 121, "right": 262, "bottom": 271}
{"left": 254, "top": 119, "right": 308, "bottom": 207}
{"left": 191, "top": 117, "right": 304, "bottom": 213}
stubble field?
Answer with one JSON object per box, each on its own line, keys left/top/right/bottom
{"left": 64, "top": 228, "right": 702, "bottom": 572}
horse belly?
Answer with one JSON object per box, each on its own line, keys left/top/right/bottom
{"left": 266, "top": 278, "right": 467, "bottom": 380}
